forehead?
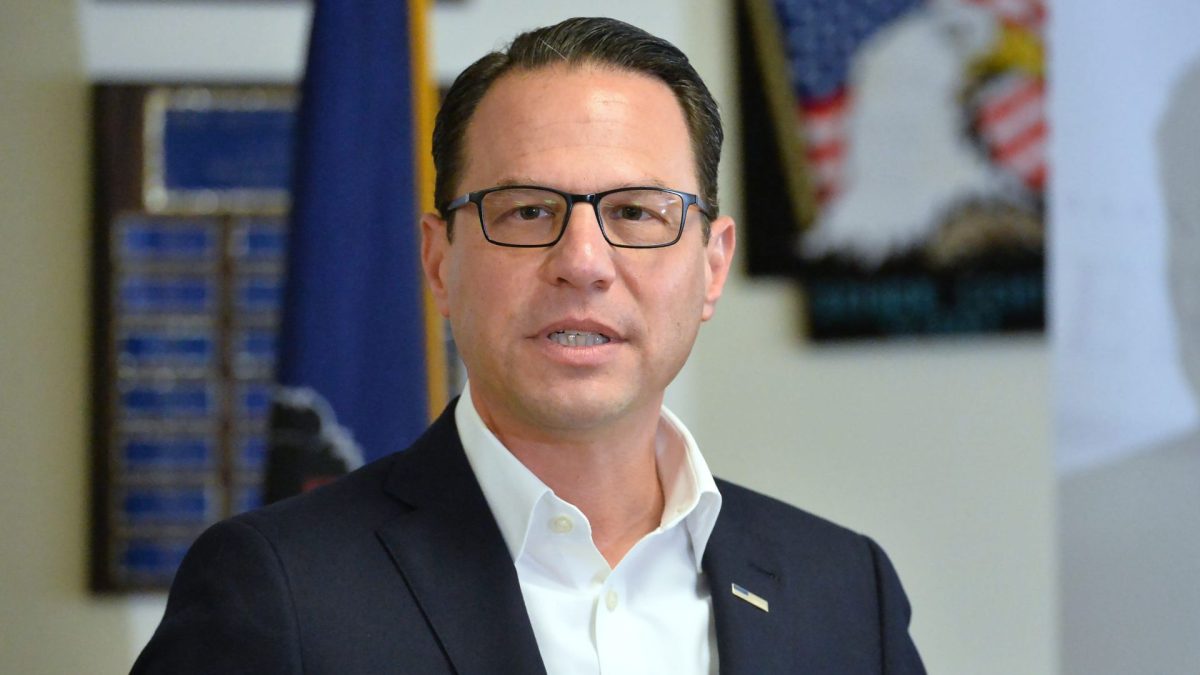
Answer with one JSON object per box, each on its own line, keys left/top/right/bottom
{"left": 459, "top": 64, "right": 697, "bottom": 193}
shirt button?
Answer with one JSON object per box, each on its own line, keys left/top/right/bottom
{"left": 549, "top": 515, "right": 574, "bottom": 534}
{"left": 605, "top": 590, "right": 619, "bottom": 611}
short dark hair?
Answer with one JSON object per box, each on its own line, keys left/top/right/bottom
{"left": 432, "top": 17, "right": 723, "bottom": 241}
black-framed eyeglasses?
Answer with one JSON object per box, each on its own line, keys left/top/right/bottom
{"left": 441, "top": 185, "right": 714, "bottom": 249}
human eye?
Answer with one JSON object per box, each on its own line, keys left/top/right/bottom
{"left": 480, "top": 188, "right": 564, "bottom": 244}
{"left": 511, "top": 204, "right": 555, "bottom": 221}
{"left": 600, "top": 190, "right": 684, "bottom": 246}
{"left": 612, "top": 204, "right": 652, "bottom": 222}
{"left": 485, "top": 189, "right": 562, "bottom": 226}
{"left": 602, "top": 192, "right": 672, "bottom": 225}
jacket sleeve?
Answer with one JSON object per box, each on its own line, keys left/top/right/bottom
{"left": 131, "top": 517, "right": 302, "bottom": 674}
{"left": 863, "top": 536, "right": 926, "bottom": 674}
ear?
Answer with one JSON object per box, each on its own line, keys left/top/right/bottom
{"left": 701, "top": 215, "right": 736, "bottom": 322}
{"left": 420, "top": 211, "right": 452, "bottom": 318}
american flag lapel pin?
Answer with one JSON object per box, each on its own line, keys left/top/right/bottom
{"left": 731, "top": 583, "right": 769, "bottom": 613}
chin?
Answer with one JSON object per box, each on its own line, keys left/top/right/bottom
{"left": 517, "top": 386, "right": 635, "bottom": 433}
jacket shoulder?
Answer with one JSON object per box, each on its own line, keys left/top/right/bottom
{"left": 710, "top": 478, "right": 926, "bottom": 673}
{"left": 235, "top": 400, "right": 462, "bottom": 542}
{"left": 237, "top": 451, "right": 402, "bottom": 540}
{"left": 714, "top": 477, "right": 867, "bottom": 545}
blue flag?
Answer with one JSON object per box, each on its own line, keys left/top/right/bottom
{"left": 267, "top": 0, "right": 437, "bottom": 500}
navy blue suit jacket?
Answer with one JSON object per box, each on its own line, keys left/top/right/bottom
{"left": 133, "top": 401, "right": 925, "bottom": 674}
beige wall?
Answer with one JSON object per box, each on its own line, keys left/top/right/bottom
{"left": 0, "top": 1, "right": 150, "bottom": 671}
{"left": 691, "top": 306, "right": 1056, "bottom": 673}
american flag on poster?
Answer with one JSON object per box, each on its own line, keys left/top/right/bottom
{"left": 774, "top": 0, "right": 1047, "bottom": 219}
{"left": 973, "top": 70, "right": 1047, "bottom": 191}
{"left": 772, "top": 0, "right": 921, "bottom": 205}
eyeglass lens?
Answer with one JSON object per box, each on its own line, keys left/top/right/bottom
{"left": 480, "top": 188, "right": 685, "bottom": 247}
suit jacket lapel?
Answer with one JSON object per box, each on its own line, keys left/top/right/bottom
{"left": 703, "top": 486, "right": 792, "bottom": 675}
{"left": 376, "top": 402, "right": 547, "bottom": 675}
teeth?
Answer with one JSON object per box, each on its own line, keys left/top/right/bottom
{"left": 549, "top": 330, "right": 611, "bottom": 347}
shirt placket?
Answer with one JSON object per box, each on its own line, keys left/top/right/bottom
{"left": 593, "top": 564, "right": 628, "bottom": 675}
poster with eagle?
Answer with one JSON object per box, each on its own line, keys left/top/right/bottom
{"left": 739, "top": 0, "right": 1046, "bottom": 339}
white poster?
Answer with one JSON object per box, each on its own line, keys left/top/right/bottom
{"left": 1053, "top": 2, "right": 1200, "bottom": 473}
{"left": 1053, "top": 1, "right": 1200, "bottom": 672}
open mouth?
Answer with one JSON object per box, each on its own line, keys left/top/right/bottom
{"left": 547, "top": 330, "right": 611, "bottom": 347}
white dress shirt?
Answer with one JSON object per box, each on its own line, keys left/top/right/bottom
{"left": 456, "top": 386, "right": 723, "bottom": 675}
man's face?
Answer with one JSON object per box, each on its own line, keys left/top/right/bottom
{"left": 421, "top": 64, "right": 735, "bottom": 439}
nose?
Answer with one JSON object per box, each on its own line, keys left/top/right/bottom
{"left": 540, "top": 203, "right": 616, "bottom": 290}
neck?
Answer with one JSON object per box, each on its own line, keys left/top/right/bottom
{"left": 478, "top": 399, "right": 667, "bottom": 568}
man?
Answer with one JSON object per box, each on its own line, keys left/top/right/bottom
{"left": 134, "top": 17, "right": 924, "bottom": 674}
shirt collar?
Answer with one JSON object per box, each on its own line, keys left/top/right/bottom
{"left": 455, "top": 385, "right": 722, "bottom": 571}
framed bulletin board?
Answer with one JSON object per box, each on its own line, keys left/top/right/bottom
{"left": 90, "top": 84, "right": 295, "bottom": 591}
